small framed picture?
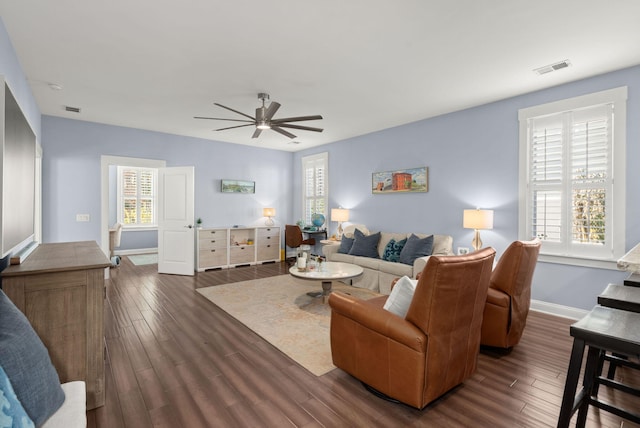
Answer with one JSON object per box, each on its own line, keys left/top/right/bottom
{"left": 457, "top": 247, "right": 470, "bottom": 255}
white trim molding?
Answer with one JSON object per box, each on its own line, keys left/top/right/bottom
{"left": 530, "top": 299, "right": 589, "bottom": 320}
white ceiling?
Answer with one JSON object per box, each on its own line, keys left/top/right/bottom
{"left": 1, "top": 1, "right": 640, "bottom": 152}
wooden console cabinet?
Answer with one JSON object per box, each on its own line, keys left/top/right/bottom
{"left": 197, "top": 226, "right": 281, "bottom": 271}
{"left": 1, "top": 241, "right": 111, "bottom": 410}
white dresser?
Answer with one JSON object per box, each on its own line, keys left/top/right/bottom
{"left": 196, "top": 226, "right": 281, "bottom": 271}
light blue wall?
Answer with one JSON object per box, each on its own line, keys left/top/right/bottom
{"left": 294, "top": 65, "right": 640, "bottom": 311}
{"left": 41, "top": 116, "right": 293, "bottom": 250}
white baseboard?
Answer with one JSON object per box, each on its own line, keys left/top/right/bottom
{"left": 114, "top": 247, "right": 157, "bottom": 256}
{"left": 530, "top": 299, "right": 589, "bottom": 320}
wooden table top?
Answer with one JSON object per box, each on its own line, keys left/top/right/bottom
{"left": 2, "top": 241, "right": 111, "bottom": 276}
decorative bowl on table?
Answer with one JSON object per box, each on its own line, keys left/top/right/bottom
{"left": 311, "top": 213, "right": 325, "bottom": 228}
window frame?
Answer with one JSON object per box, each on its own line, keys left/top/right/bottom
{"left": 301, "top": 152, "right": 329, "bottom": 226}
{"left": 117, "top": 165, "right": 158, "bottom": 229}
{"left": 518, "top": 86, "right": 627, "bottom": 269}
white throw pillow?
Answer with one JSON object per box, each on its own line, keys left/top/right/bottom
{"left": 342, "top": 224, "right": 369, "bottom": 239}
{"left": 383, "top": 276, "right": 418, "bottom": 318}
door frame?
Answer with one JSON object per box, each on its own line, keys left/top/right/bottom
{"left": 100, "top": 155, "right": 166, "bottom": 258}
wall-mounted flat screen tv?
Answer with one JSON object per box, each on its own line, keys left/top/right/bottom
{"left": 1, "top": 80, "right": 36, "bottom": 258}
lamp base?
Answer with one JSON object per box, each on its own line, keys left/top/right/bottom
{"left": 471, "top": 230, "right": 482, "bottom": 251}
{"left": 265, "top": 217, "right": 274, "bottom": 226}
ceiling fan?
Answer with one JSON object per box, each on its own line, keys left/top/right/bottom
{"left": 194, "top": 93, "right": 323, "bottom": 139}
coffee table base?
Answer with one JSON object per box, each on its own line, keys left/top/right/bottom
{"left": 306, "top": 280, "right": 333, "bottom": 303}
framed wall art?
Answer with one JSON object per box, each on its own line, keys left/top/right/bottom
{"left": 221, "top": 179, "right": 255, "bottom": 193}
{"left": 372, "top": 167, "right": 428, "bottom": 194}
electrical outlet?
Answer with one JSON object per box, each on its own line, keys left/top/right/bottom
{"left": 76, "top": 214, "right": 90, "bottom": 222}
{"left": 457, "top": 247, "right": 470, "bottom": 255}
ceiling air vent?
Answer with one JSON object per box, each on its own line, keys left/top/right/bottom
{"left": 534, "top": 60, "right": 571, "bottom": 75}
{"left": 64, "top": 105, "right": 81, "bottom": 113}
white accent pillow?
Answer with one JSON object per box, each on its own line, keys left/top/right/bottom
{"left": 342, "top": 224, "right": 369, "bottom": 239}
{"left": 383, "top": 276, "right": 418, "bottom": 318}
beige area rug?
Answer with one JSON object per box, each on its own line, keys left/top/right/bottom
{"left": 197, "top": 275, "right": 381, "bottom": 376}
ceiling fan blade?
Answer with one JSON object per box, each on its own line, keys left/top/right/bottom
{"left": 194, "top": 116, "right": 254, "bottom": 123}
{"left": 252, "top": 128, "right": 262, "bottom": 138}
{"left": 264, "top": 101, "right": 281, "bottom": 121}
{"left": 215, "top": 124, "right": 255, "bottom": 131}
{"left": 271, "top": 115, "right": 323, "bottom": 124}
{"left": 276, "top": 123, "right": 323, "bottom": 133}
{"left": 213, "top": 103, "right": 256, "bottom": 121}
{"left": 271, "top": 126, "right": 297, "bottom": 139}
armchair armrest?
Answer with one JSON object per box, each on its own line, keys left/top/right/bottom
{"left": 413, "top": 255, "right": 431, "bottom": 278}
{"left": 328, "top": 291, "right": 426, "bottom": 353}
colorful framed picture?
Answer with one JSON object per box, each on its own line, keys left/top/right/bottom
{"left": 372, "top": 167, "right": 428, "bottom": 194}
{"left": 221, "top": 179, "right": 255, "bottom": 193}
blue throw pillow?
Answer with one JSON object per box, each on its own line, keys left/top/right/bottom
{"left": 399, "top": 234, "right": 434, "bottom": 265}
{"left": 0, "top": 290, "right": 65, "bottom": 427}
{"left": 382, "top": 238, "right": 407, "bottom": 262}
{"left": 349, "top": 229, "right": 381, "bottom": 258}
{"left": 337, "top": 236, "right": 355, "bottom": 254}
{"left": 0, "top": 364, "right": 35, "bottom": 428}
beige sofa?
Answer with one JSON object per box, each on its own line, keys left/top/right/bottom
{"left": 322, "top": 229, "right": 454, "bottom": 294}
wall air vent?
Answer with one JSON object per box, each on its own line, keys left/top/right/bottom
{"left": 64, "top": 106, "right": 81, "bottom": 113}
{"left": 534, "top": 60, "right": 571, "bottom": 75}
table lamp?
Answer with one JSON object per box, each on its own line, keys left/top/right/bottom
{"left": 331, "top": 208, "right": 350, "bottom": 240}
{"left": 263, "top": 207, "right": 275, "bottom": 226}
{"left": 463, "top": 209, "right": 494, "bottom": 251}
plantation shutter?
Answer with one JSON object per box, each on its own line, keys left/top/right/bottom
{"left": 302, "top": 153, "right": 328, "bottom": 225}
{"left": 527, "top": 103, "right": 613, "bottom": 258}
{"left": 117, "top": 166, "right": 158, "bottom": 227}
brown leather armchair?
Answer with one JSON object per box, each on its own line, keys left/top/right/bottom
{"left": 328, "top": 248, "right": 496, "bottom": 409}
{"left": 480, "top": 239, "right": 541, "bottom": 349}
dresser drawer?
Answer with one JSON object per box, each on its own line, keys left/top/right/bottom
{"left": 199, "top": 228, "right": 227, "bottom": 239}
{"left": 257, "top": 244, "right": 279, "bottom": 261}
{"left": 257, "top": 227, "right": 280, "bottom": 239}
{"left": 229, "top": 246, "right": 254, "bottom": 264}
{"left": 199, "top": 236, "right": 227, "bottom": 250}
{"left": 199, "top": 249, "right": 228, "bottom": 268}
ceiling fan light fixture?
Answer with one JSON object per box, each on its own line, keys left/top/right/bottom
{"left": 256, "top": 120, "right": 271, "bottom": 130}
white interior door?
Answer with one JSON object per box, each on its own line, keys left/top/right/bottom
{"left": 158, "top": 166, "right": 195, "bottom": 275}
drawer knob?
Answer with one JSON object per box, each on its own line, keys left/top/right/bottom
{"left": 210, "top": 249, "right": 216, "bottom": 253}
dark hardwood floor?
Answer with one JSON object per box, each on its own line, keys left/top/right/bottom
{"left": 87, "top": 257, "right": 640, "bottom": 427}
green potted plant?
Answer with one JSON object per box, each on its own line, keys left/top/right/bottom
{"left": 196, "top": 217, "right": 203, "bottom": 228}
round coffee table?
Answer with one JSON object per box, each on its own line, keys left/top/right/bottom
{"left": 289, "top": 261, "right": 363, "bottom": 303}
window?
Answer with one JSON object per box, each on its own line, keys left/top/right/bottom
{"left": 302, "top": 152, "right": 328, "bottom": 225}
{"left": 117, "top": 166, "right": 157, "bottom": 228}
{"left": 519, "top": 87, "right": 626, "bottom": 266}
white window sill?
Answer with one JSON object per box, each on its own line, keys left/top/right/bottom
{"left": 538, "top": 254, "right": 619, "bottom": 270}
{"left": 122, "top": 226, "right": 158, "bottom": 232}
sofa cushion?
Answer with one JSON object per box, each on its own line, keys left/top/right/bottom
{"left": 382, "top": 238, "right": 407, "bottom": 263}
{"left": 383, "top": 276, "right": 418, "bottom": 318}
{"left": 0, "top": 290, "right": 65, "bottom": 427}
{"left": 353, "top": 255, "right": 382, "bottom": 270}
{"left": 399, "top": 234, "right": 434, "bottom": 265}
{"left": 337, "top": 236, "right": 355, "bottom": 254}
{"left": 378, "top": 259, "right": 413, "bottom": 277}
{"left": 349, "top": 229, "right": 381, "bottom": 258}
{"left": 0, "top": 364, "right": 34, "bottom": 428}
{"left": 331, "top": 252, "right": 355, "bottom": 264}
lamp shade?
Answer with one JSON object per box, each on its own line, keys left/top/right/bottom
{"left": 331, "top": 208, "right": 350, "bottom": 222}
{"left": 463, "top": 209, "right": 494, "bottom": 230}
{"left": 263, "top": 207, "right": 275, "bottom": 217}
